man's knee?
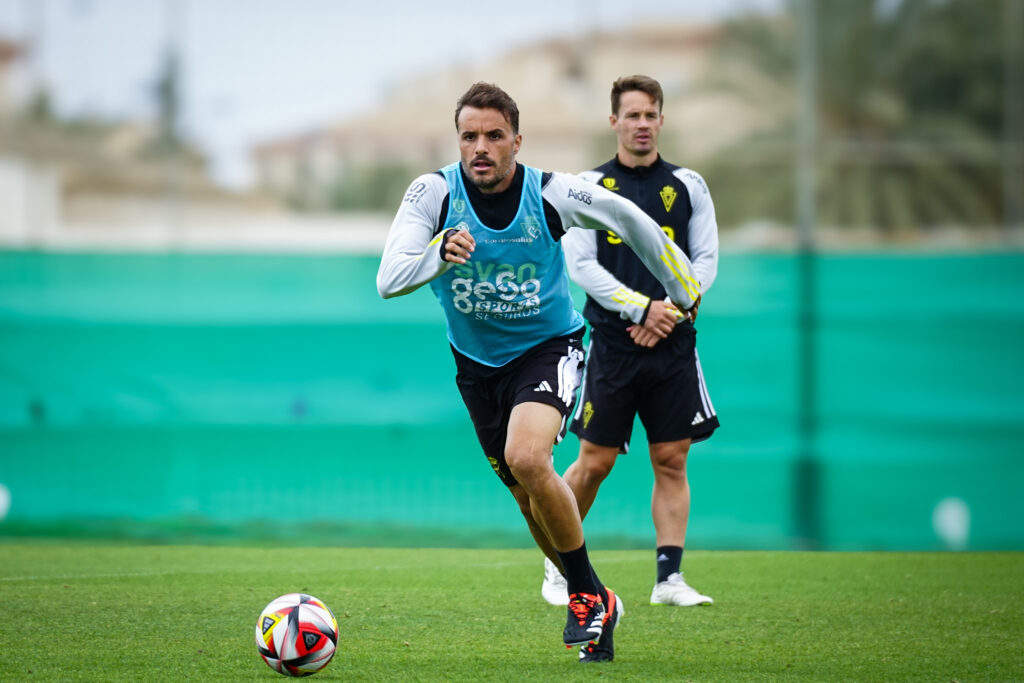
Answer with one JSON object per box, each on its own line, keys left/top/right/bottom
{"left": 650, "top": 440, "right": 691, "bottom": 479}
{"left": 505, "top": 445, "right": 552, "bottom": 485}
{"left": 577, "top": 442, "right": 618, "bottom": 482}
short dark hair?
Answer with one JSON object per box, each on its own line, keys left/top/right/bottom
{"left": 455, "top": 82, "right": 520, "bottom": 134}
{"left": 611, "top": 75, "right": 664, "bottom": 116}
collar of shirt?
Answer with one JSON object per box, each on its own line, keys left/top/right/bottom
{"left": 612, "top": 154, "right": 664, "bottom": 177}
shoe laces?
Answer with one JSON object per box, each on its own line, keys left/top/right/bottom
{"left": 568, "top": 593, "right": 599, "bottom": 624}
{"left": 665, "top": 572, "right": 689, "bottom": 586}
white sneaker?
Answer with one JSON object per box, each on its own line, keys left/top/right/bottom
{"left": 541, "top": 557, "right": 569, "bottom": 606}
{"left": 650, "top": 572, "right": 713, "bottom": 606}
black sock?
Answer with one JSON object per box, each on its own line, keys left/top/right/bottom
{"left": 557, "top": 542, "right": 600, "bottom": 596}
{"left": 656, "top": 545, "right": 683, "bottom": 583}
{"left": 590, "top": 565, "right": 609, "bottom": 606}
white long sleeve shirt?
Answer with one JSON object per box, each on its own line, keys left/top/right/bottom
{"left": 377, "top": 164, "right": 701, "bottom": 313}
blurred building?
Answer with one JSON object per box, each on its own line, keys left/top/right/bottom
{"left": 252, "top": 23, "right": 785, "bottom": 212}
{"left": 0, "top": 35, "right": 53, "bottom": 243}
{"left": 0, "top": 33, "right": 284, "bottom": 250}
{"left": 3, "top": 22, "right": 789, "bottom": 250}
{"left": 0, "top": 36, "right": 21, "bottom": 118}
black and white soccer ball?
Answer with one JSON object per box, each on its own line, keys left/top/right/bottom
{"left": 255, "top": 593, "right": 339, "bottom": 677}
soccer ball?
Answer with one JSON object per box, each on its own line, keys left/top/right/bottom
{"left": 255, "top": 593, "right": 339, "bottom": 677}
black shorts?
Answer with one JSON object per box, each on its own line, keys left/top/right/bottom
{"left": 454, "top": 329, "right": 585, "bottom": 486}
{"left": 569, "top": 323, "right": 719, "bottom": 453}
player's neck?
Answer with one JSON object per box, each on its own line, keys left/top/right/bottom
{"left": 616, "top": 149, "right": 659, "bottom": 169}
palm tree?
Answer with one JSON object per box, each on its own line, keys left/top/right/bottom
{"left": 703, "top": 0, "right": 1006, "bottom": 234}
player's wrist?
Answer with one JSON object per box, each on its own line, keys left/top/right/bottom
{"left": 638, "top": 300, "right": 652, "bottom": 326}
{"left": 439, "top": 228, "right": 458, "bottom": 261}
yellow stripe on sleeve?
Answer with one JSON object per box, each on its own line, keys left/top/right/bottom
{"left": 611, "top": 288, "right": 650, "bottom": 310}
{"left": 660, "top": 247, "right": 701, "bottom": 301}
{"left": 415, "top": 232, "right": 446, "bottom": 260}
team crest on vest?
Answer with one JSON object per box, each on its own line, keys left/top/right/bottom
{"left": 452, "top": 198, "right": 467, "bottom": 215}
{"left": 521, "top": 215, "right": 541, "bottom": 242}
{"left": 660, "top": 185, "right": 677, "bottom": 212}
{"left": 602, "top": 177, "right": 619, "bottom": 191}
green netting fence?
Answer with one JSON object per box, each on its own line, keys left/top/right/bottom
{"left": 1, "top": 250, "right": 1021, "bottom": 549}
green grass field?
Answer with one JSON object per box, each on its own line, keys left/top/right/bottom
{"left": 0, "top": 545, "right": 1020, "bottom": 681}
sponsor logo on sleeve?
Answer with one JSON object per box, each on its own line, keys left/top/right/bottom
{"left": 683, "top": 170, "right": 708, "bottom": 194}
{"left": 403, "top": 182, "right": 428, "bottom": 203}
{"left": 568, "top": 188, "right": 593, "bottom": 205}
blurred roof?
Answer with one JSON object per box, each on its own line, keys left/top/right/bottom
{"left": 0, "top": 36, "right": 22, "bottom": 62}
{"left": 251, "top": 21, "right": 786, "bottom": 191}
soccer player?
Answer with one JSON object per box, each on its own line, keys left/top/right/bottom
{"left": 541, "top": 75, "right": 719, "bottom": 609}
{"left": 377, "top": 82, "right": 702, "bottom": 662}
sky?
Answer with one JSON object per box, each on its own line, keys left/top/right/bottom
{"left": 0, "top": 0, "right": 781, "bottom": 189}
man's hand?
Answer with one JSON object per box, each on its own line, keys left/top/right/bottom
{"left": 628, "top": 299, "right": 678, "bottom": 348}
{"left": 441, "top": 228, "right": 475, "bottom": 264}
{"left": 671, "top": 294, "right": 702, "bottom": 323}
{"left": 627, "top": 324, "right": 661, "bottom": 348}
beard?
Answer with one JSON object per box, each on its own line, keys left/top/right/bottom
{"left": 464, "top": 158, "right": 514, "bottom": 192}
